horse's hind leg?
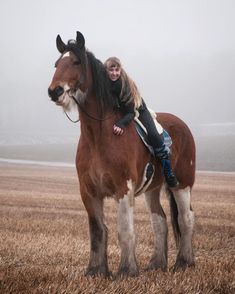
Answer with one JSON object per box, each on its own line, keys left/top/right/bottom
{"left": 116, "top": 180, "right": 139, "bottom": 277}
{"left": 172, "top": 187, "right": 195, "bottom": 270}
{"left": 81, "top": 192, "right": 109, "bottom": 277}
{"left": 144, "top": 188, "right": 168, "bottom": 271}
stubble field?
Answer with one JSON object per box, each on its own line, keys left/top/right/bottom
{"left": 0, "top": 164, "right": 234, "bottom": 293}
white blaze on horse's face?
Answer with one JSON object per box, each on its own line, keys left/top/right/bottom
{"left": 54, "top": 52, "right": 72, "bottom": 110}
{"left": 62, "top": 52, "right": 70, "bottom": 59}
{"left": 50, "top": 51, "right": 81, "bottom": 111}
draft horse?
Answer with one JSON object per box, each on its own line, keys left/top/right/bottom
{"left": 48, "top": 31, "right": 196, "bottom": 277}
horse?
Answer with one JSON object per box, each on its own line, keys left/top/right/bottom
{"left": 48, "top": 31, "right": 196, "bottom": 277}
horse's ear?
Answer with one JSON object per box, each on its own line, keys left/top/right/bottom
{"left": 76, "top": 31, "right": 85, "bottom": 49}
{"left": 56, "top": 35, "right": 66, "bottom": 53}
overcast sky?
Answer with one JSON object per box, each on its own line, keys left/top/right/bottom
{"left": 0, "top": 0, "right": 234, "bottom": 136}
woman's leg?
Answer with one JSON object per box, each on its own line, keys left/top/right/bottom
{"left": 138, "top": 107, "right": 178, "bottom": 188}
{"left": 138, "top": 107, "right": 164, "bottom": 149}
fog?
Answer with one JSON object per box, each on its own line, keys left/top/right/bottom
{"left": 0, "top": 0, "right": 235, "bottom": 138}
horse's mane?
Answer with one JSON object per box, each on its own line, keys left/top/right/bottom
{"left": 86, "top": 51, "right": 116, "bottom": 113}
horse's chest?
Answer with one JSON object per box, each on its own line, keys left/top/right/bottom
{"left": 77, "top": 153, "right": 126, "bottom": 196}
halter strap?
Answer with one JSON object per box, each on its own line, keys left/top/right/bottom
{"left": 63, "top": 109, "right": 80, "bottom": 123}
{"left": 70, "top": 95, "right": 116, "bottom": 121}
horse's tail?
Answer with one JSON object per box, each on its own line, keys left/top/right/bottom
{"left": 167, "top": 188, "right": 181, "bottom": 247}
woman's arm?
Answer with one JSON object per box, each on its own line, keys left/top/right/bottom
{"left": 109, "top": 79, "right": 136, "bottom": 135}
{"left": 113, "top": 102, "right": 135, "bottom": 135}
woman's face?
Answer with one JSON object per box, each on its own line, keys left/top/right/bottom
{"left": 107, "top": 65, "right": 121, "bottom": 81}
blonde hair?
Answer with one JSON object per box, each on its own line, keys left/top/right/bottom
{"left": 104, "top": 57, "right": 142, "bottom": 109}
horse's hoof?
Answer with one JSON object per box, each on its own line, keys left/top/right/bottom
{"left": 116, "top": 266, "right": 139, "bottom": 278}
{"left": 172, "top": 258, "right": 195, "bottom": 272}
{"left": 144, "top": 256, "right": 167, "bottom": 272}
{"left": 85, "top": 266, "right": 111, "bottom": 278}
{"left": 144, "top": 262, "right": 167, "bottom": 272}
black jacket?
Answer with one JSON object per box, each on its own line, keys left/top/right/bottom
{"left": 110, "top": 78, "right": 146, "bottom": 128}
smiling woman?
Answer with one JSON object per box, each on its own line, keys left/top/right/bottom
{"left": 47, "top": 31, "right": 196, "bottom": 278}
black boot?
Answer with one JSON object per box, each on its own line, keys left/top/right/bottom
{"left": 154, "top": 146, "right": 179, "bottom": 188}
{"left": 161, "top": 158, "right": 179, "bottom": 188}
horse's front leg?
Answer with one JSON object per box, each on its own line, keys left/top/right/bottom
{"left": 116, "top": 179, "right": 139, "bottom": 277}
{"left": 81, "top": 189, "right": 110, "bottom": 277}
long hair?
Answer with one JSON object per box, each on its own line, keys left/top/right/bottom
{"left": 86, "top": 52, "right": 115, "bottom": 112}
{"left": 104, "top": 57, "right": 142, "bottom": 109}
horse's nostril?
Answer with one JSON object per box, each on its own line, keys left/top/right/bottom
{"left": 48, "top": 86, "right": 64, "bottom": 102}
{"left": 55, "top": 86, "right": 64, "bottom": 97}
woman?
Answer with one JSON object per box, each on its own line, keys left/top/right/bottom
{"left": 104, "top": 57, "right": 178, "bottom": 188}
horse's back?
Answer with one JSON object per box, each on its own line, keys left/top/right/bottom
{"left": 157, "top": 112, "right": 196, "bottom": 188}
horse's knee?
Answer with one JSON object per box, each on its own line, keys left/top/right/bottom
{"left": 179, "top": 209, "right": 194, "bottom": 233}
{"left": 117, "top": 180, "right": 135, "bottom": 236}
{"left": 89, "top": 217, "right": 106, "bottom": 252}
{"left": 116, "top": 181, "right": 139, "bottom": 276}
{"left": 117, "top": 193, "right": 135, "bottom": 247}
{"left": 174, "top": 187, "right": 193, "bottom": 222}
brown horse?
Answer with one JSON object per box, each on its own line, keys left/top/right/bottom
{"left": 48, "top": 31, "right": 196, "bottom": 277}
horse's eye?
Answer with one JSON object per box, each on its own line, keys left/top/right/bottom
{"left": 73, "top": 61, "right": 80, "bottom": 66}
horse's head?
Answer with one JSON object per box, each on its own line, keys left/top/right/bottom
{"left": 48, "top": 31, "right": 88, "bottom": 110}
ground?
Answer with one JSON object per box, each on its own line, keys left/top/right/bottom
{"left": 0, "top": 164, "right": 234, "bottom": 293}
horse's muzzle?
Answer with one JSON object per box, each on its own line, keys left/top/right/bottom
{"left": 48, "top": 86, "right": 64, "bottom": 102}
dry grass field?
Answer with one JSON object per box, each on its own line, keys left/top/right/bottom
{"left": 0, "top": 163, "right": 234, "bottom": 293}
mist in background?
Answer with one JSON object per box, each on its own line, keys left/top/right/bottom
{"left": 0, "top": 0, "right": 234, "bottom": 170}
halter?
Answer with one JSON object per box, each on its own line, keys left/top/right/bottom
{"left": 63, "top": 108, "right": 80, "bottom": 123}
{"left": 62, "top": 74, "right": 85, "bottom": 124}
{"left": 67, "top": 93, "right": 116, "bottom": 122}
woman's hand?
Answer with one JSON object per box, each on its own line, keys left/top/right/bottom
{"left": 113, "top": 124, "right": 124, "bottom": 136}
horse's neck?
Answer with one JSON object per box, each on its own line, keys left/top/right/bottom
{"left": 79, "top": 94, "right": 114, "bottom": 144}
